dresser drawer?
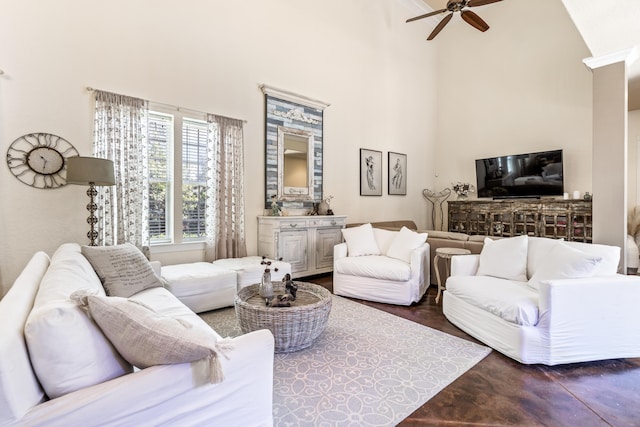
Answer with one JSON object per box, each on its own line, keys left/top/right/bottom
{"left": 278, "top": 219, "right": 308, "bottom": 230}
{"left": 308, "top": 218, "right": 344, "bottom": 227}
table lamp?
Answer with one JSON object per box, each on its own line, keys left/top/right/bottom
{"left": 66, "top": 156, "right": 115, "bottom": 246}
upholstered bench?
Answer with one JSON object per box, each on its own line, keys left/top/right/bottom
{"left": 212, "top": 256, "right": 292, "bottom": 290}
{"left": 161, "top": 257, "right": 293, "bottom": 314}
{"left": 161, "top": 262, "right": 237, "bottom": 313}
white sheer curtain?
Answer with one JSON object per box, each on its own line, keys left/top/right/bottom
{"left": 205, "top": 114, "right": 247, "bottom": 260}
{"left": 93, "top": 90, "right": 149, "bottom": 248}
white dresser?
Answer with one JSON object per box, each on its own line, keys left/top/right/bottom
{"left": 257, "top": 215, "right": 347, "bottom": 278}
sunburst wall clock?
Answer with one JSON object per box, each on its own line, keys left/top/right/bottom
{"left": 6, "top": 132, "right": 79, "bottom": 189}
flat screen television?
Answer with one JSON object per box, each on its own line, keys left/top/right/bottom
{"left": 475, "top": 149, "right": 564, "bottom": 199}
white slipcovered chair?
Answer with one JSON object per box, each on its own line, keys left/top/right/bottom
{"left": 333, "top": 224, "right": 430, "bottom": 305}
{"left": 443, "top": 235, "right": 640, "bottom": 365}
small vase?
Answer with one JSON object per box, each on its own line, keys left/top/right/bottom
{"left": 457, "top": 193, "right": 468, "bottom": 200}
{"left": 259, "top": 270, "right": 273, "bottom": 300}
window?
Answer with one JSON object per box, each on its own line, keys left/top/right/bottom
{"left": 148, "top": 105, "right": 208, "bottom": 244}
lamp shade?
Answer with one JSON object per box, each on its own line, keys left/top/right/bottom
{"left": 66, "top": 156, "right": 115, "bottom": 186}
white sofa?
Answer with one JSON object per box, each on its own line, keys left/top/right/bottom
{"left": 443, "top": 235, "right": 640, "bottom": 365}
{"left": 333, "top": 224, "right": 430, "bottom": 305}
{"left": 0, "top": 243, "right": 274, "bottom": 427}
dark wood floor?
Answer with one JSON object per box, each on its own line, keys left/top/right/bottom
{"left": 309, "top": 274, "right": 640, "bottom": 427}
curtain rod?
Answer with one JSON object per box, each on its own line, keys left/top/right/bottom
{"left": 86, "top": 86, "right": 248, "bottom": 123}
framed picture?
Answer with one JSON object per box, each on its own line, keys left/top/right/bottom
{"left": 388, "top": 152, "right": 407, "bottom": 195}
{"left": 360, "top": 148, "right": 382, "bottom": 196}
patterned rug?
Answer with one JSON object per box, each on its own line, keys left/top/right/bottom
{"left": 200, "top": 295, "right": 491, "bottom": 426}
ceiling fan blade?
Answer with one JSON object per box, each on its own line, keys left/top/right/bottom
{"left": 406, "top": 8, "right": 447, "bottom": 23}
{"left": 461, "top": 10, "right": 490, "bottom": 32}
{"left": 427, "top": 13, "right": 453, "bottom": 40}
{"left": 467, "top": 0, "right": 502, "bottom": 7}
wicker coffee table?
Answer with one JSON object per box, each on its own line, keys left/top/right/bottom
{"left": 234, "top": 282, "right": 332, "bottom": 353}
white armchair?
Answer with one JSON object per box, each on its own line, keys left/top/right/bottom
{"left": 443, "top": 236, "right": 640, "bottom": 365}
{"left": 333, "top": 224, "right": 430, "bottom": 305}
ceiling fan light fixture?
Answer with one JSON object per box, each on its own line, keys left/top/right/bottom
{"left": 406, "top": 0, "right": 502, "bottom": 40}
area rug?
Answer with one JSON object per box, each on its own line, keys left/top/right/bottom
{"left": 200, "top": 296, "right": 491, "bottom": 426}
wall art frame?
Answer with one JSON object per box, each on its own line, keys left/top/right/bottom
{"left": 388, "top": 151, "right": 407, "bottom": 195}
{"left": 360, "top": 148, "right": 382, "bottom": 196}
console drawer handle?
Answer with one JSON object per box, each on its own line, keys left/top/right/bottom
{"left": 289, "top": 223, "right": 298, "bottom": 228}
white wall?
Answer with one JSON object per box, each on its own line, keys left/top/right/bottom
{"left": 0, "top": 0, "right": 438, "bottom": 295}
{"left": 629, "top": 110, "right": 640, "bottom": 207}
{"left": 431, "top": 0, "right": 593, "bottom": 205}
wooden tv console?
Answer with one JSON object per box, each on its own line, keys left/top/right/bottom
{"left": 447, "top": 199, "right": 592, "bottom": 242}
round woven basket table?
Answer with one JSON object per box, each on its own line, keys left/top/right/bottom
{"left": 234, "top": 282, "right": 332, "bottom": 353}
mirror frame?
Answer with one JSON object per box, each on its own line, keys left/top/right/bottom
{"left": 278, "top": 126, "right": 315, "bottom": 201}
{"left": 261, "top": 84, "right": 330, "bottom": 210}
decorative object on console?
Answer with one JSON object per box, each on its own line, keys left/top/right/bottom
{"left": 317, "top": 195, "right": 333, "bottom": 215}
{"left": 360, "top": 148, "right": 382, "bottom": 196}
{"left": 66, "top": 156, "right": 115, "bottom": 246}
{"left": 422, "top": 188, "right": 451, "bottom": 230}
{"left": 270, "top": 194, "right": 282, "bottom": 216}
{"left": 388, "top": 152, "right": 407, "bottom": 195}
{"left": 6, "top": 132, "right": 79, "bottom": 189}
{"left": 452, "top": 182, "right": 475, "bottom": 200}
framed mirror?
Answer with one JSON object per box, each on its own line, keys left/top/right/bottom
{"left": 261, "top": 84, "right": 329, "bottom": 210}
{"left": 278, "top": 126, "right": 314, "bottom": 201}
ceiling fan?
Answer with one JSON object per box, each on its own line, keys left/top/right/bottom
{"left": 407, "top": 0, "right": 503, "bottom": 41}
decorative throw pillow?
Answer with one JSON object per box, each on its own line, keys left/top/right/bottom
{"left": 72, "top": 292, "right": 228, "bottom": 385}
{"left": 527, "top": 243, "right": 602, "bottom": 290}
{"left": 372, "top": 228, "right": 397, "bottom": 255}
{"left": 476, "top": 235, "right": 529, "bottom": 282}
{"left": 386, "top": 226, "right": 428, "bottom": 263}
{"left": 82, "top": 243, "right": 163, "bottom": 298}
{"left": 341, "top": 223, "right": 380, "bottom": 257}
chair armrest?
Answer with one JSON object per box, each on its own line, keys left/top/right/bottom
{"left": 538, "top": 275, "right": 640, "bottom": 361}
{"left": 18, "top": 330, "right": 275, "bottom": 427}
{"left": 450, "top": 254, "right": 480, "bottom": 276}
{"left": 334, "top": 242, "right": 348, "bottom": 260}
{"left": 409, "top": 243, "right": 430, "bottom": 284}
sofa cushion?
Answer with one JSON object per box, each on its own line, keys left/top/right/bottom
{"left": 74, "top": 292, "right": 226, "bottom": 384}
{"left": 24, "top": 244, "right": 132, "bottom": 399}
{"left": 335, "top": 255, "right": 412, "bottom": 281}
{"left": 446, "top": 275, "right": 539, "bottom": 326}
{"left": 477, "top": 235, "right": 528, "bottom": 282}
{"left": 386, "top": 226, "right": 428, "bottom": 263}
{"left": 341, "top": 223, "right": 380, "bottom": 257}
{"left": 82, "top": 243, "right": 163, "bottom": 298}
{"left": 528, "top": 243, "right": 603, "bottom": 290}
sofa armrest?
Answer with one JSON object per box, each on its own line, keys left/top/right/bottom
{"left": 450, "top": 254, "right": 480, "bottom": 277}
{"left": 150, "top": 260, "right": 161, "bottom": 277}
{"left": 538, "top": 275, "right": 640, "bottom": 362}
{"left": 334, "top": 242, "right": 348, "bottom": 261}
{"left": 18, "top": 329, "right": 275, "bottom": 427}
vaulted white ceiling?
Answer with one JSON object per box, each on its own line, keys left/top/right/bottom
{"left": 417, "top": 0, "right": 640, "bottom": 110}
